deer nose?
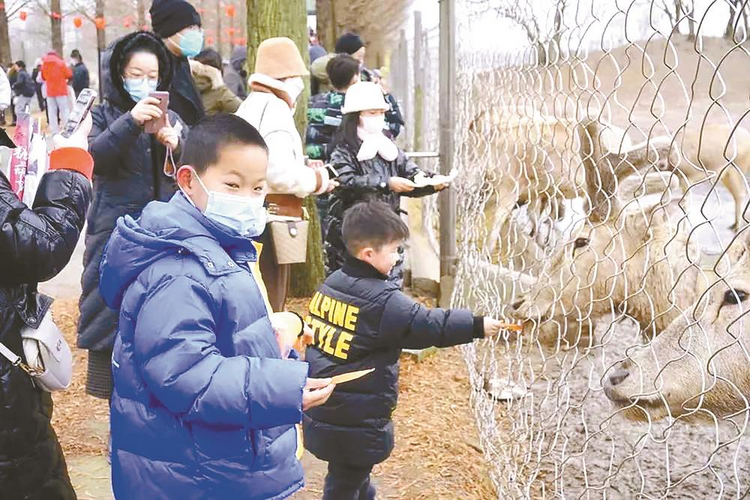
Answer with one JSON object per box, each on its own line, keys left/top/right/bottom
{"left": 607, "top": 368, "right": 630, "bottom": 387}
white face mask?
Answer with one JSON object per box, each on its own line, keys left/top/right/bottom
{"left": 182, "top": 168, "right": 267, "bottom": 238}
{"left": 283, "top": 76, "right": 305, "bottom": 103}
{"left": 360, "top": 115, "right": 386, "bottom": 135}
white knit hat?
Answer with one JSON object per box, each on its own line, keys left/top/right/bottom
{"left": 341, "top": 82, "right": 389, "bottom": 114}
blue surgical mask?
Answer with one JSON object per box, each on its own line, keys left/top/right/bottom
{"left": 124, "top": 77, "right": 158, "bottom": 102}
{"left": 183, "top": 168, "right": 267, "bottom": 238}
{"left": 177, "top": 30, "right": 204, "bottom": 58}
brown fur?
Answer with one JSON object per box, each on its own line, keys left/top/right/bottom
{"left": 604, "top": 247, "right": 750, "bottom": 421}
{"left": 513, "top": 121, "right": 702, "bottom": 343}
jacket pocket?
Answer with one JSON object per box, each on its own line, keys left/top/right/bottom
{"left": 192, "top": 424, "right": 250, "bottom": 461}
{"left": 249, "top": 429, "right": 266, "bottom": 466}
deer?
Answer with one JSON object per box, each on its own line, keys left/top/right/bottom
{"left": 661, "top": 123, "right": 750, "bottom": 231}
{"left": 466, "top": 111, "right": 682, "bottom": 271}
{"left": 603, "top": 239, "right": 750, "bottom": 422}
{"left": 510, "top": 120, "right": 706, "bottom": 346}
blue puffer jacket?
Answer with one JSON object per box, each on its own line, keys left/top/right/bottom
{"left": 99, "top": 193, "right": 308, "bottom": 500}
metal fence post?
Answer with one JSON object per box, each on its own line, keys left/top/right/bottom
{"left": 438, "top": 0, "right": 457, "bottom": 305}
{"left": 413, "top": 12, "right": 424, "bottom": 153}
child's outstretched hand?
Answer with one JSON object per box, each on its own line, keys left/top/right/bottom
{"left": 484, "top": 318, "right": 523, "bottom": 338}
{"left": 303, "top": 378, "right": 336, "bottom": 410}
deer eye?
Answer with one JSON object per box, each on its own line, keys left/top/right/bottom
{"left": 723, "top": 289, "right": 748, "bottom": 306}
{"left": 574, "top": 237, "right": 590, "bottom": 249}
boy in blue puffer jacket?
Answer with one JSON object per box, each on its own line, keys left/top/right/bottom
{"left": 303, "top": 200, "right": 508, "bottom": 500}
{"left": 99, "top": 114, "right": 335, "bottom": 500}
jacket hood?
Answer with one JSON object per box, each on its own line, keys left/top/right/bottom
{"left": 311, "top": 53, "right": 332, "bottom": 84}
{"left": 101, "top": 31, "right": 174, "bottom": 110}
{"left": 100, "top": 193, "right": 259, "bottom": 310}
{"left": 189, "top": 59, "right": 223, "bottom": 91}
{"left": 230, "top": 46, "right": 247, "bottom": 72}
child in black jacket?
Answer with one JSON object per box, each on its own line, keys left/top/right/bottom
{"left": 303, "top": 201, "right": 507, "bottom": 500}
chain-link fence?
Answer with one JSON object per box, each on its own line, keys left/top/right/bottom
{"left": 394, "top": 0, "right": 750, "bottom": 497}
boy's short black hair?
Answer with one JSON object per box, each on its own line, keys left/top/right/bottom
{"left": 326, "top": 54, "right": 360, "bottom": 90}
{"left": 14, "top": 60, "right": 25, "bottom": 69}
{"left": 342, "top": 201, "right": 409, "bottom": 255}
{"left": 180, "top": 114, "right": 268, "bottom": 174}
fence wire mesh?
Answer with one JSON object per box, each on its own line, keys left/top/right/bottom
{"left": 396, "top": 0, "right": 750, "bottom": 497}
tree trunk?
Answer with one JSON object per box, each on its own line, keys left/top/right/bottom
{"left": 96, "top": 0, "right": 106, "bottom": 99}
{"left": 315, "top": 0, "right": 337, "bottom": 52}
{"left": 217, "top": 0, "right": 223, "bottom": 57}
{"left": 50, "top": 0, "right": 63, "bottom": 55}
{"left": 0, "top": 5, "right": 11, "bottom": 68}
{"left": 725, "top": 0, "right": 739, "bottom": 40}
{"left": 687, "top": 2, "right": 696, "bottom": 40}
{"left": 246, "top": 0, "right": 326, "bottom": 297}
{"left": 136, "top": 0, "right": 146, "bottom": 29}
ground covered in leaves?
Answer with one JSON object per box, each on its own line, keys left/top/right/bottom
{"left": 52, "top": 295, "right": 494, "bottom": 499}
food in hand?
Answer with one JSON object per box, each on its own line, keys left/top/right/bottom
{"left": 331, "top": 368, "right": 375, "bottom": 385}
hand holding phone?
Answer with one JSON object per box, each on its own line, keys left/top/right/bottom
{"left": 61, "top": 88, "right": 97, "bottom": 139}
{"left": 53, "top": 113, "right": 92, "bottom": 151}
{"left": 323, "top": 163, "right": 338, "bottom": 179}
{"left": 155, "top": 116, "right": 179, "bottom": 150}
{"left": 131, "top": 97, "right": 163, "bottom": 126}
{"left": 145, "top": 91, "right": 169, "bottom": 134}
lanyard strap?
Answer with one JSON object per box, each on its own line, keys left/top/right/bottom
{"left": 0, "top": 340, "right": 36, "bottom": 375}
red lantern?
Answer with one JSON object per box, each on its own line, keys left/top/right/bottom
{"left": 124, "top": 17, "right": 131, "bottom": 28}
{"left": 19, "top": 11, "right": 27, "bottom": 21}
{"left": 73, "top": 16, "right": 82, "bottom": 28}
{"left": 95, "top": 16, "right": 105, "bottom": 30}
{"left": 227, "top": 27, "right": 235, "bottom": 36}
{"left": 0, "top": 4, "right": 5, "bottom": 10}
{"left": 51, "top": 11, "right": 61, "bottom": 20}
{"left": 226, "top": 5, "right": 236, "bottom": 18}
{"left": 206, "top": 36, "right": 214, "bottom": 45}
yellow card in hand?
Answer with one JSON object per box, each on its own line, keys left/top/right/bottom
{"left": 331, "top": 368, "right": 375, "bottom": 385}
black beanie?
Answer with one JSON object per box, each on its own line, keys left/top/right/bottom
{"left": 150, "top": 0, "right": 202, "bottom": 39}
{"left": 335, "top": 33, "right": 364, "bottom": 55}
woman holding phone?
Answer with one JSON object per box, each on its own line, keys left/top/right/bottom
{"left": 78, "top": 31, "right": 187, "bottom": 402}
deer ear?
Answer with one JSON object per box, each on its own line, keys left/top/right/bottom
{"left": 578, "top": 120, "right": 619, "bottom": 222}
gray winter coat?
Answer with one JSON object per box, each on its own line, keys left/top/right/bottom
{"left": 224, "top": 46, "right": 248, "bottom": 100}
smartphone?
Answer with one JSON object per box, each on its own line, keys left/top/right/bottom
{"left": 61, "top": 88, "right": 97, "bottom": 138}
{"left": 144, "top": 91, "right": 169, "bottom": 134}
{"left": 324, "top": 163, "right": 338, "bottom": 179}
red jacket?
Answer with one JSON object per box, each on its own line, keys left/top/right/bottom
{"left": 41, "top": 52, "right": 72, "bottom": 97}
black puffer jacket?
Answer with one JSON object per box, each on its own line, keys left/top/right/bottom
{"left": 324, "top": 143, "right": 436, "bottom": 287}
{"left": 0, "top": 160, "right": 91, "bottom": 499}
{"left": 77, "top": 32, "right": 185, "bottom": 366}
{"left": 168, "top": 53, "right": 205, "bottom": 126}
{"left": 303, "top": 255, "right": 483, "bottom": 466}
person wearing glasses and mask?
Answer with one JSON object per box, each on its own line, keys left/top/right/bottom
{"left": 149, "top": 0, "right": 205, "bottom": 126}
{"left": 77, "top": 31, "right": 187, "bottom": 403}
{"left": 236, "top": 37, "right": 338, "bottom": 313}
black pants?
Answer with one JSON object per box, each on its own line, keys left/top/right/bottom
{"left": 323, "top": 462, "right": 376, "bottom": 500}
